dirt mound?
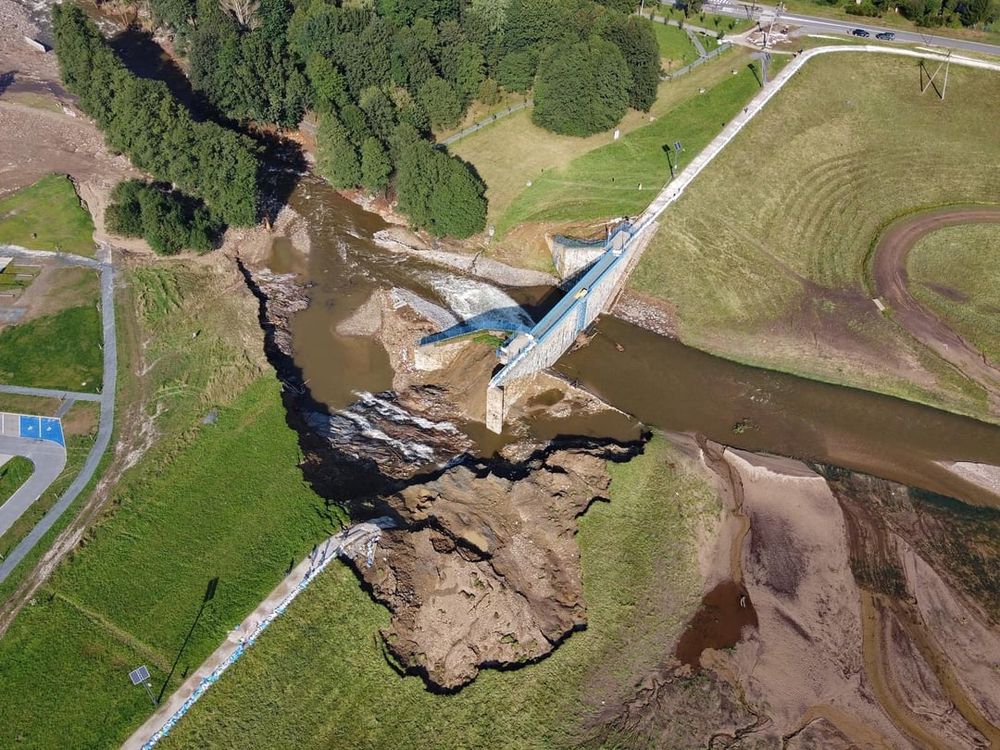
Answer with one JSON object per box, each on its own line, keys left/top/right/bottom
{"left": 343, "top": 440, "right": 642, "bottom": 689}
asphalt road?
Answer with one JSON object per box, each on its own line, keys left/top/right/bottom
{"left": 0, "top": 244, "right": 117, "bottom": 584}
{"left": 699, "top": 0, "right": 1000, "bottom": 56}
{"left": 0, "top": 434, "right": 66, "bottom": 539}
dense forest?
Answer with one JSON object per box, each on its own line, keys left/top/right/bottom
{"left": 56, "top": 0, "right": 659, "bottom": 241}
{"left": 52, "top": 4, "right": 260, "bottom": 227}
{"left": 146, "top": 0, "right": 658, "bottom": 238}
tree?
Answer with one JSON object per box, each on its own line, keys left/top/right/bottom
{"left": 532, "top": 36, "right": 631, "bottom": 136}
{"left": 477, "top": 78, "right": 501, "bottom": 106}
{"left": 394, "top": 126, "right": 486, "bottom": 237}
{"left": 306, "top": 53, "right": 349, "bottom": 113}
{"left": 392, "top": 26, "right": 437, "bottom": 91}
{"left": 361, "top": 137, "right": 392, "bottom": 193}
{"left": 359, "top": 86, "right": 398, "bottom": 144}
{"left": 497, "top": 48, "right": 538, "bottom": 93}
{"left": 418, "top": 76, "right": 463, "bottom": 130}
{"left": 468, "top": 0, "right": 512, "bottom": 33}
{"left": 107, "top": 180, "right": 221, "bottom": 254}
{"left": 455, "top": 42, "right": 486, "bottom": 103}
{"left": 317, "top": 111, "right": 362, "bottom": 188}
{"left": 378, "top": 0, "right": 459, "bottom": 25}
{"left": 600, "top": 15, "right": 659, "bottom": 111}
{"left": 53, "top": 4, "right": 259, "bottom": 225}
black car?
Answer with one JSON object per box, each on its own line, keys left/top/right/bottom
{"left": 875, "top": 31, "right": 896, "bottom": 40}
{"left": 851, "top": 28, "right": 871, "bottom": 37}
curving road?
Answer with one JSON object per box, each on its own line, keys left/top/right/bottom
{"left": 871, "top": 206, "right": 1000, "bottom": 406}
{"left": 0, "top": 244, "right": 116, "bottom": 584}
{"left": 0, "top": 435, "right": 65, "bottom": 538}
{"left": 700, "top": 0, "right": 1000, "bottom": 57}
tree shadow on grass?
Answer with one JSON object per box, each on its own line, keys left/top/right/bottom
{"left": 157, "top": 577, "right": 219, "bottom": 703}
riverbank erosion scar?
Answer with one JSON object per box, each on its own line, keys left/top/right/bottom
{"left": 340, "top": 439, "right": 644, "bottom": 690}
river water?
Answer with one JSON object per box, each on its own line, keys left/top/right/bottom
{"left": 277, "top": 178, "right": 1000, "bottom": 507}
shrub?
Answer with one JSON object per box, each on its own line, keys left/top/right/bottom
{"left": 532, "top": 36, "right": 632, "bottom": 136}
{"left": 107, "top": 180, "right": 221, "bottom": 254}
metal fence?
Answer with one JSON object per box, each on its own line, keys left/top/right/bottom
{"left": 440, "top": 99, "right": 534, "bottom": 146}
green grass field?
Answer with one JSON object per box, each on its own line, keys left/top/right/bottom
{"left": 0, "top": 304, "right": 103, "bottom": 392}
{"left": 452, "top": 47, "right": 754, "bottom": 243}
{"left": 648, "top": 20, "right": 700, "bottom": 67}
{"left": 157, "top": 435, "right": 720, "bottom": 750}
{"left": 908, "top": 222, "right": 1000, "bottom": 365}
{"left": 496, "top": 61, "right": 759, "bottom": 236}
{"left": 0, "top": 174, "right": 96, "bottom": 256}
{"left": 0, "top": 377, "right": 343, "bottom": 749}
{"left": 0, "top": 456, "right": 34, "bottom": 503}
{"left": 630, "top": 53, "right": 1000, "bottom": 421}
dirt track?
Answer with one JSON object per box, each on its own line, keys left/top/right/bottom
{"left": 872, "top": 206, "right": 1000, "bottom": 409}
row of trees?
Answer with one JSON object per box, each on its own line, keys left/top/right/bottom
{"left": 53, "top": 4, "right": 260, "bottom": 226}
{"left": 135, "top": 0, "right": 657, "bottom": 237}
{"left": 811, "top": 0, "right": 996, "bottom": 26}
{"left": 106, "top": 180, "right": 222, "bottom": 254}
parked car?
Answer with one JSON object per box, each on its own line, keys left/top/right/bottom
{"left": 852, "top": 28, "right": 871, "bottom": 37}
{"left": 875, "top": 31, "right": 896, "bottom": 40}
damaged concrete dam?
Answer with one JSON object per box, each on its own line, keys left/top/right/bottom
{"left": 231, "top": 172, "right": 1000, "bottom": 747}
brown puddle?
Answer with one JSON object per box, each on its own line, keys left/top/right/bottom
{"left": 675, "top": 580, "right": 758, "bottom": 668}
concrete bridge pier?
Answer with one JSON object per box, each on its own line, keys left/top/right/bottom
{"left": 486, "top": 385, "right": 505, "bottom": 434}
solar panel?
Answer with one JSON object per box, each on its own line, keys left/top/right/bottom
{"left": 129, "top": 665, "right": 150, "bottom": 685}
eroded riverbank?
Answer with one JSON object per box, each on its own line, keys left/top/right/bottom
{"left": 228, "top": 163, "right": 1000, "bottom": 746}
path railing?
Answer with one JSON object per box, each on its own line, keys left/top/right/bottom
{"left": 440, "top": 99, "right": 533, "bottom": 146}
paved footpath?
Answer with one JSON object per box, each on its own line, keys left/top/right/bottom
{"left": 123, "top": 518, "right": 396, "bottom": 750}
{"left": 0, "top": 244, "right": 117, "bottom": 584}
{"left": 628, "top": 44, "right": 1000, "bottom": 245}
{"left": 0, "top": 433, "right": 66, "bottom": 538}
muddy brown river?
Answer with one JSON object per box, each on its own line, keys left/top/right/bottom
{"left": 279, "top": 178, "right": 1000, "bottom": 507}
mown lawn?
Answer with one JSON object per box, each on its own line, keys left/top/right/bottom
{"left": 0, "top": 376, "right": 343, "bottom": 749}
{"left": 0, "top": 304, "right": 103, "bottom": 392}
{"left": 631, "top": 54, "right": 1000, "bottom": 421}
{"left": 451, "top": 47, "right": 751, "bottom": 232}
{"left": 908, "top": 222, "right": 1000, "bottom": 365}
{"left": 495, "top": 61, "right": 760, "bottom": 234}
{"left": 648, "top": 20, "right": 699, "bottom": 67}
{"left": 0, "top": 174, "right": 96, "bottom": 256}
{"left": 159, "top": 436, "right": 720, "bottom": 750}
{"left": 646, "top": 7, "right": 755, "bottom": 35}
{"left": 0, "top": 456, "right": 34, "bottom": 504}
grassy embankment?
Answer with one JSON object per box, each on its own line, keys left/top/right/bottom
{"left": 648, "top": 19, "right": 700, "bottom": 68}
{"left": 0, "top": 266, "right": 103, "bottom": 392}
{"left": 157, "top": 436, "right": 720, "bottom": 750}
{"left": 0, "top": 263, "right": 345, "bottom": 749}
{"left": 452, "top": 48, "right": 763, "bottom": 270}
{"left": 631, "top": 53, "right": 1000, "bottom": 422}
{"left": 908, "top": 223, "right": 1000, "bottom": 364}
{"left": 0, "top": 457, "right": 34, "bottom": 503}
{"left": 0, "top": 174, "right": 96, "bottom": 256}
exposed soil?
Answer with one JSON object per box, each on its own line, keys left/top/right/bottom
{"left": 242, "top": 256, "right": 657, "bottom": 689}
{"left": 871, "top": 206, "right": 1000, "bottom": 411}
{"left": 342, "top": 439, "right": 643, "bottom": 690}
